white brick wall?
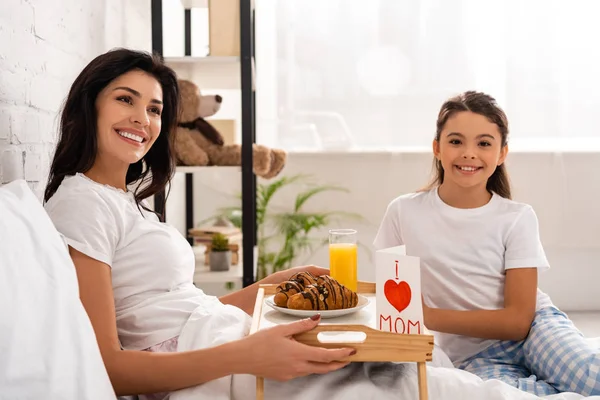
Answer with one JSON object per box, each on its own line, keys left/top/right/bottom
{"left": 0, "top": 0, "right": 151, "bottom": 198}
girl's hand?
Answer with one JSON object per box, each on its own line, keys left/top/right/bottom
{"left": 239, "top": 315, "right": 355, "bottom": 381}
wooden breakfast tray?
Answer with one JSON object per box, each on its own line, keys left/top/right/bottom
{"left": 250, "top": 280, "right": 434, "bottom": 400}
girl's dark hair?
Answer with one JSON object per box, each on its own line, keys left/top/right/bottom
{"left": 424, "top": 90, "right": 511, "bottom": 199}
{"left": 44, "top": 48, "right": 180, "bottom": 213}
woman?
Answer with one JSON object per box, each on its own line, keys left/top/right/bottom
{"left": 43, "top": 48, "right": 355, "bottom": 398}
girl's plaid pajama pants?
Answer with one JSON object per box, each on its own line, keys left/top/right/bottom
{"left": 457, "top": 307, "right": 599, "bottom": 396}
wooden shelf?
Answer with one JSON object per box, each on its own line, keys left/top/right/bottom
{"left": 165, "top": 56, "right": 243, "bottom": 90}
{"left": 192, "top": 245, "right": 242, "bottom": 283}
{"left": 175, "top": 165, "right": 241, "bottom": 173}
{"left": 164, "top": 56, "right": 254, "bottom": 91}
{"left": 164, "top": 56, "right": 239, "bottom": 65}
{"left": 193, "top": 261, "right": 243, "bottom": 283}
{"left": 191, "top": 245, "right": 257, "bottom": 284}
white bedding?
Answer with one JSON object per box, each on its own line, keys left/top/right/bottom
{"left": 0, "top": 180, "right": 116, "bottom": 400}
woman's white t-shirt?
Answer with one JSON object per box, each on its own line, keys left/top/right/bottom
{"left": 44, "top": 173, "right": 218, "bottom": 350}
{"left": 373, "top": 187, "right": 553, "bottom": 364}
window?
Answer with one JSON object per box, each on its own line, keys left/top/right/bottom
{"left": 255, "top": 0, "right": 600, "bottom": 151}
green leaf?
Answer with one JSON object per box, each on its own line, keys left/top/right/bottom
{"left": 259, "top": 174, "right": 307, "bottom": 210}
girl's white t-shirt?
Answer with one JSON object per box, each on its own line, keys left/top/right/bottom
{"left": 44, "top": 173, "right": 218, "bottom": 350}
{"left": 373, "top": 187, "right": 553, "bottom": 364}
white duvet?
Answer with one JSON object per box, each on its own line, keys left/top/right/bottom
{"left": 0, "top": 180, "right": 116, "bottom": 400}
{"left": 170, "top": 302, "right": 599, "bottom": 400}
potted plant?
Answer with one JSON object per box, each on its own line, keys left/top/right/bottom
{"left": 209, "top": 233, "right": 231, "bottom": 272}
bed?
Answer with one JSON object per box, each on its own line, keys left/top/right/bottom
{"left": 1, "top": 179, "right": 597, "bottom": 400}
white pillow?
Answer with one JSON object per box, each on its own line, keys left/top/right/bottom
{"left": 0, "top": 180, "right": 116, "bottom": 399}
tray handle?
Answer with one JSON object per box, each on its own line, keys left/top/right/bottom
{"left": 293, "top": 324, "right": 433, "bottom": 363}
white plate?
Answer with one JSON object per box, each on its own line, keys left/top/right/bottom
{"left": 265, "top": 294, "right": 370, "bottom": 319}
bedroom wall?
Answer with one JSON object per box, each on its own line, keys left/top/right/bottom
{"left": 0, "top": 0, "right": 151, "bottom": 198}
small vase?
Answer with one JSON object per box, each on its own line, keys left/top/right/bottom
{"left": 209, "top": 251, "right": 231, "bottom": 271}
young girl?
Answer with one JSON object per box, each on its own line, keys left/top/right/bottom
{"left": 373, "top": 91, "right": 599, "bottom": 396}
{"left": 43, "top": 48, "right": 355, "bottom": 399}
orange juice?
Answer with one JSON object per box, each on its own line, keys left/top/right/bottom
{"left": 329, "top": 243, "right": 358, "bottom": 291}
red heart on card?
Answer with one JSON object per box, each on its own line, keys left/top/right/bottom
{"left": 384, "top": 280, "right": 412, "bottom": 313}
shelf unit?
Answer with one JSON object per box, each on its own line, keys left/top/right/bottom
{"left": 191, "top": 244, "right": 243, "bottom": 284}
{"left": 163, "top": 56, "right": 241, "bottom": 90}
{"left": 150, "top": 0, "right": 257, "bottom": 288}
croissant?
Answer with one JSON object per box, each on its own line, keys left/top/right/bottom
{"left": 273, "top": 271, "right": 319, "bottom": 307}
{"left": 287, "top": 275, "right": 359, "bottom": 311}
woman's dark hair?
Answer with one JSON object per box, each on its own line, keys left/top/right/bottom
{"left": 424, "top": 90, "right": 511, "bottom": 199}
{"left": 43, "top": 48, "right": 180, "bottom": 213}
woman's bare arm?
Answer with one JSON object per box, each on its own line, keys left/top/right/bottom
{"left": 70, "top": 248, "right": 354, "bottom": 395}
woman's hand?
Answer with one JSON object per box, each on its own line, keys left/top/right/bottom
{"left": 237, "top": 315, "right": 355, "bottom": 381}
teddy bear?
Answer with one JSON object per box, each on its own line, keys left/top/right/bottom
{"left": 173, "top": 79, "right": 287, "bottom": 179}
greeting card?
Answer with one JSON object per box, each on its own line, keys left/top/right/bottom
{"left": 375, "top": 245, "right": 424, "bottom": 334}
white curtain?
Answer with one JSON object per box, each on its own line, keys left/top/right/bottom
{"left": 256, "top": 0, "right": 600, "bottom": 150}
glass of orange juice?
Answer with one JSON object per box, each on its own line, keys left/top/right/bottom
{"left": 329, "top": 229, "right": 358, "bottom": 292}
